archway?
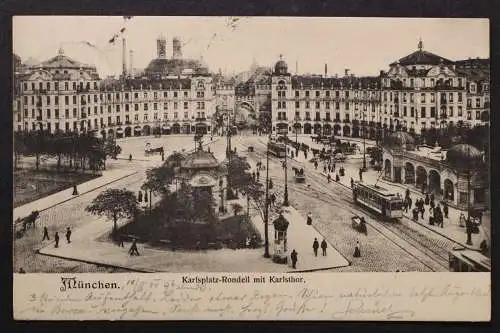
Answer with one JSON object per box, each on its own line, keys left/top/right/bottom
{"left": 183, "top": 123, "right": 191, "bottom": 134}
{"left": 107, "top": 129, "right": 114, "bottom": 138}
{"left": 293, "top": 123, "right": 302, "bottom": 135}
{"left": 404, "top": 162, "right": 415, "bottom": 184}
{"left": 428, "top": 169, "right": 441, "bottom": 195}
{"left": 323, "top": 124, "right": 332, "bottom": 136}
{"left": 152, "top": 126, "right": 161, "bottom": 135}
{"left": 162, "top": 125, "right": 170, "bottom": 135}
{"left": 343, "top": 125, "right": 350, "bottom": 137}
{"left": 100, "top": 130, "right": 106, "bottom": 140}
{"left": 334, "top": 124, "right": 341, "bottom": 136}
{"left": 172, "top": 123, "right": 180, "bottom": 134}
{"left": 384, "top": 159, "right": 392, "bottom": 179}
{"left": 124, "top": 127, "right": 132, "bottom": 137}
{"left": 116, "top": 127, "right": 124, "bottom": 138}
{"left": 369, "top": 128, "right": 376, "bottom": 140}
{"left": 143, "top": 125, "right": 151, "bottom": 136}
{"left": 444, "top": 179, "right": 454, "bottom": 201}
{"left": 416, "top": 166, "right": 427, "bottom": 189}
{"left": 303, "top": 123, "right": 312, "bottom": 135}
{"left": 134, "top": 126, "right": 142, "bottom": 136}
{"left": 313, "top": 123, "right": 322, "bottom": 135}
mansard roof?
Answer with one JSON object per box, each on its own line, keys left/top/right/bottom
{"left": 391, "top": 50, "right": 453, "bottom": 66}
{"left": 291, "top": 75, "right": 380, "bottom": 89}
{"left": 100, "top": 78, "right": 192, "bottom": 91}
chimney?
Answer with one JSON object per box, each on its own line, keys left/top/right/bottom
{"left": 345, "top": 68, "right": 350, "bottom": 77}
{"left": 129, "top": 50, "right": 134, "bottom": 78}
{"left": 324, "top": 64, "right": 328, "bottom": 78}
{"left": 122, "top": 38, "right": 127, "bottom": 77}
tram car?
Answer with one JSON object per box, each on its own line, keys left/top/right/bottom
{"left": 352, "top": 182, "right": 404, "bottom": 220}
{"left": 268, "top": 141, "right": 286, "bottom": 158}
{"left": 292, "top": 167, "right": 306, "bottom": 183}
{"left": 448, "top": 248, "right": 491, "bottom": 272}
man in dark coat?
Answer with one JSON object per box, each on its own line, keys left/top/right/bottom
{"left": 66, "top": 227, "right": 72, "bottom": 244}
{"left": 129, "top": 239, "right": 140, "bottom": 256}
{"left": 321, "top": 239, "right": 328, "bottom": 256}
{"left": 54, "top": 232, "right": 59, "bottom": 248}
{"left": 425, "top": 194, "right": 430, "bottom": 205}
{"left": 290, "top": 249, "right": 298, "bottom": 269}
{"left": 306, "top": 213, "right": 312, "bottom": 225}
{"left": 313, "top": 238, "right": 319, "bottom": 257}
{"left": 42, "top": 227, "right": 50, "bottom": 241}
{"left": 443, "top": 202, "right": 449, "bottom": 219}
{"left": 359, "top": 168, "right": 363, "bottom": 181}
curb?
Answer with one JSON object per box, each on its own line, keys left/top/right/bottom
{"left": 15, "top": 171, "right": 139, "bottom": 217}
{"left": 35, "top": 249, "right": 154, "bottom": 273}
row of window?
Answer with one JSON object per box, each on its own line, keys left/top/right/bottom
{"left": 19, "top": 110, "right": 207, "bottom": 122}
{"left": 278, "top": 90, "right": 379, "bottom": 99}
{"left": 23, "top": 81, "right": 99, "bottom": 92}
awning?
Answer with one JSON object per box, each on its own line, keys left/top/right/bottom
{"left": 116, "top": 128, "right": 124, "bottom": 133}
{"left": 134, "top": 126, "right": 141, "bottom": 131}
{"left": 162, "top": 125, "right": 170, "bottom": 130}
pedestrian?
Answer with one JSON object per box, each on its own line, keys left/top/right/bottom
{"left": 430, "top": 193, "right": 435, "bottom": 203}
{"left": 327, "top": 174, "right": 331, "bottom": 183}
{"left": 129, "top": 239, "right": 140, "bottom": 256}
{"left": 65, "top": 227, "right": 72, "bottom": 244}
{"left": 425, "top": 194, "right": 430, "bottom": 205}
{"left": 314, "top": 161, "right": 318, "bottom": 170}
{"left": 118, "top": 234, "right": 125, "bottom": 247}
{"left": 353, "top": 241, "right": 361, "bottom": 257}
{"left": 429, "top": 206, "right": 434, "bottom": 225}
{"left": 313, "top": 238, "right": 319, "bottom": 257}
{"left": 443, "top": 202, "right": 449, "bottom": 219}
{"left": 430, "top": 199, "right": 435, "bottom": 210}
{"left": 271, "top": 193, "right": 276, "bottom": 207}
{"left": 306, "top": 212, "right": 312, "bottom": 225}
{"left": 336, "top": 174, "right": 340, "bottom": 182}
{"left": 408, "top": 197, "right": 413, "bottom": 210}
{"left": 403, "top": 200, "right": 408, "bottom": 213}
{"left": 269, "top": 179, "right": 274, "bottom": 190}
{"left": 42, "top": 227, "right": 50, "bottom": 241}
{"left": 323, "top": 165, "right": 327, "bottom": 173}
{"left": 359, "top": 168, "right": 363, "bottom": 181}
{"left": 321, "top": 239, "right": 328, "bottom": 256}
{"left": 19, "top": 268, "right": 26, "bottom": 274}
{"left": 252, "top": 172, "right": 256, "bottom": 182}
{"left": 351, "top": 178, "right": 354, "bottom": 188}
{"left": 290, "top": 249, "right": 298, "bottom": 269}
{"left": 129, "top": 154, "right": 132, "bottom": 161}
{"left": 405, "top": 188, "right": 410, "bottom": 199}
{"left": 256, "top": 170, "right": 260, "bottom": 181}
{"left": 54, "top": 232, "right": 59, "bottom": 248}
{"left": 420, "top": 206, "right": 425, "bottom": 219}
{"left": 459, "top": 212, "right": 466, "bottom": 227}
{"left": 412, "top": 208, "right": 419, "bottom": 221}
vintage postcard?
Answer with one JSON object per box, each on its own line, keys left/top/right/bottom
{"left": 12, "top": 16, "right": 490, "bottom": 321}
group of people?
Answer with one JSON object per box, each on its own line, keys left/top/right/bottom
{"left": 411, "top": 192, "right": 448, "bottom": 228}
{"left": 42, "top": 226, "right": 72, "bottom": 248}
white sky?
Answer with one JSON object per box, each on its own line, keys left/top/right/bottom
{"left": 13, "top": 16, "right": 489, "bottom": 77}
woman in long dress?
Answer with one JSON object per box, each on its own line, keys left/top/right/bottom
{"left": 353, "top": 241, "right": 361, "bottom": 257}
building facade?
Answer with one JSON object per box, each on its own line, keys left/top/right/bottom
{"left": 14, "top": 40, "right": 489, "bottom": 138}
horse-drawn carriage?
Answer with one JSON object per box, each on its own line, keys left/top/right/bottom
{"left": 351, "top": 215, "right": 367, "bottom": 235}
{"left": 145, "top": 142, "right": 164, "bottom": 156}
{"left": 292, "top": 167, "right": 306, "bottom": 183}
{"left": 14, "top": 210, "right": 40, "bottom": 239}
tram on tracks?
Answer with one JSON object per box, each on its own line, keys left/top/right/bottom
{"left": 268, "top": 141, "right": 286, "bottom": 158}
{"left": 448, "top": 248, "right": 491, "bottom": 272}
{"left": 352, "top": 182, "right": 404, "bottom": 220}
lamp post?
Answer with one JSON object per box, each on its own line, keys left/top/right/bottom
{"left": 264, "top": 134, "right": 270, "bottom": 258}
{"left": 283, "top": 131, "right": 289, "bottom": 207}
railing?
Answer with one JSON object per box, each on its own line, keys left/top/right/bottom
{"left": 195, "top": 117, "right": 207, "bottom": 121}
{"left": 314, "top": 117, "right": 321, "bottom": 122}
{"left": 125, "top": 121, "right": 131, "bottom": 125}
{"left": 116, "top": 121, "right": 122, "bottom": 126}
{"left": 304, "top": 117, "right": 311, "bottom": 121}
{"left": 323, "top": 118, "right": 332, "bottom": 122}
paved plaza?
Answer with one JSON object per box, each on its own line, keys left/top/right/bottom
{"left": 14, "top": 133, "right": 489, "bottom": 273}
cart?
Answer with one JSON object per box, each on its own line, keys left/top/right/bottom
{"left": 351, "top": 215, "right": 367, "bottom": 235}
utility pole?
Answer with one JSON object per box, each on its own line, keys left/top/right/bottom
{"left": 264, "top": 134, "right": 270, "bottom": 258}
{"left": 283, "top": 132, "right": 289, "bottom": 206}
{"left": 466, "top": 145, "right": 473, "bottom": 245}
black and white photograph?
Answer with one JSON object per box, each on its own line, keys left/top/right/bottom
{"left": 12, "top": 16, "right": 490, "bottom": 276}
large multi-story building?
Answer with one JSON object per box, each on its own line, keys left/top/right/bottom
{"left": 259, "top": 41, "right": 489, "bottom": 137}
{"left": 15, "top": 36, "right": 219, "bottom": 137}
{"left": 14, "top": 40, "right": 489, "bottom": 138}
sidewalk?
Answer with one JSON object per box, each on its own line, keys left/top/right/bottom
{"left": 13, "top": 168, "right": 138, "bottom": 221}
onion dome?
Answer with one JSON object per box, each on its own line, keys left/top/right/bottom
{"left": 446, "top": 144, "right": 484, "bottom": 169}
{"left": 273, "top": 214, "right": 289, "bottom": 231}
{"left": 181, "top": 150, "right": 219, "bottom": 170}
{"left": 274, "top": 55, "right": 288, "bottom": 75}
{"left": 384, "top": 131, "right": 416, "bottom": 150}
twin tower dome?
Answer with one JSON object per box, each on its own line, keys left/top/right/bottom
{"left": 156, "top": 35, "right": 182, "bottom": 60}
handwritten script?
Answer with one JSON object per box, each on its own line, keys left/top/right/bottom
{"left": 14, "top": 274, "right": 491, "bottom": 320}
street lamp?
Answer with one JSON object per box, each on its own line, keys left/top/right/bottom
{"left": 283, "top": 131, "right": 289, "bottom": 207}
{"left": 264, "top": 134, "right": 271, "bottom": 258}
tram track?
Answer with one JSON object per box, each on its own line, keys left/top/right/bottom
{"left": 235, "top": 137, "right": 451, "bottom": 271}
